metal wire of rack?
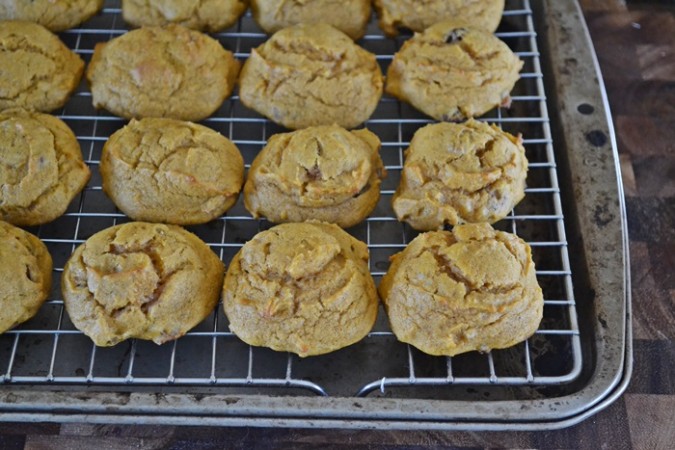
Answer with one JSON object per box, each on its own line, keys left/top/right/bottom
{"left": 1, "top": 0, "right": 583, "bottom": 398}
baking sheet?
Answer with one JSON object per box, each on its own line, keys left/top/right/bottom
{"left": 0, "top": 0, "right": 630, "bottom": 429}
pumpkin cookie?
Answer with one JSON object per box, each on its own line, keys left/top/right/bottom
{"left": 251, "top": 0, "right": 371, "bottom": 40}
{"left": 0, "top": 221, "right": 52, "bottom": 334}
{"left": 101, "top": 118, "right": 244, "bottom": 225}
{"left": 0, "top": 21, "right": 84, "bottom": 112}
{"left": 392, "top": 120, "right": 528, "bottom": 230}
{"left": 385, "top": 21, "right": 523, "bottom": 121}
{"left": 239, "top": 23, "right": 383, "bottom": 130}
{"left": 122, "top": 0, "right": 248, "bottom": 33}
{"left": 0, "top": 0, "right": 103, "bottom": 32}
{"left": 244, "top": 125, "right": 384, "bottom": 228}
{"left": 0, "top": 109, "right": 91, "bottom": 226}
{"left": 62, "top": 222, "right": 224, "bottom": 346}
{"left": 87, "top": 25, "right": 239, "bottom": 121}
{"left": 223, "top": 222, "right": 378, "bottom": 357}
{"left": 379, "top": 223, "right": 543, "bottom": 356}
{"left": 374, "top": 0, "right": 504, "bottom": 36}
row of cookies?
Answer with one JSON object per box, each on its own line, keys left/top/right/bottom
{"left": 0, "top": 0, "right": 504, "bottom": 37}
{"left": 1, "top": 16, "right": 522, "bottom": 125}
{"left": 0, "top": 109, "right": 527, "bottom": 241}
{"left": 1, "top": 217, "right": 541, "bottom": 359}
{"left": 0, "top": 108, "right": 526, "bottom": 235}
{"left": 57, "top": 220, "right": 374, "bottom": 353}
{"left": 224, "top": 221, "right": 542, "bottom": 358}
{"left": 104, "top": 118, "right": 529, "bottom": 230}
{"left": 90, "top": 21, "right": 522, "bottom": 126}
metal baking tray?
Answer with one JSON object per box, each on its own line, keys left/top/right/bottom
{"left": 0, "top": 0, "right": 631, "bottom": 430}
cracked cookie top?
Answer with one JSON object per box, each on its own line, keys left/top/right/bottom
{"left": 385, "top": 21, "right": 523, "bottom": 121}
{"left": 62, "top": 222, "right": 224, "bottom": 346}
{"left": 378, "top": 223, "right": 543, "bottom": 356}
{"left": 0, "top": 108, "right": 91, "bottom": 226}
{"left": 0, "top": 21, "right": 84, "bottom": 112}
{"left": 101, "top": 118, "right": 244, "bottom": 225}
{"left": 0, "top": 220, "right": 52, "bottom": 334}
{"left": 223, "top": 222, "right": 378, "bottom": 357}
{"left": 251, "top": 0, "right": 371, "bottom": 40}
{"left": 374, "top": 0, "right": 504, "bottom": 37}
{"left": 238, "top": 23, "right": 383, "bottom": 130}
{"left": 86, "top": 25, "right": 240, "bottom": 121}
{"left": 244, "top": 125, "right": 385, "bottom": 227}
{"left": 122, "top": 0, "right": 248, "bottom": 33}
{"left": 392, "top": 119, "right": 528, "bottom": 230}
{"left": 0, "top": 0, "right": 103, "bottom": 32}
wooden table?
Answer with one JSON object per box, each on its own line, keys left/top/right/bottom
{"left": 1, "top": 1, "right": 673, "bottom": 448}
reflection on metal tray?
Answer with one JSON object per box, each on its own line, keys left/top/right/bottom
{"left": 0, "top": 0, "right": 631, "bottom": 430}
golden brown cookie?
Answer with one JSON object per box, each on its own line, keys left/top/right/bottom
{"left": 0, "top": 108, "right": 91, "bottom": 226}
{"left": 62, "top": 222, "right": 224, "bottom": 346}
{"left": 101, "top": 118, "right": 244, "bottom": 225}
{"left": 379, "top": 223, "right": 543, "bottom": 356}
{"left": 86, "top": 25, "right": 240, "bottom": 121}
{"left": 238, "top": 23, "right": 383, "bottom": 130}
{"left": 223, "top": 222, "right": 378, "bottom": 357}
{"left": 251, "top": 0, "right": 371, "bottom": 40}
{"left": 385, "top": 22, "right": 523, "bottom": 121}
{"left": 374, "top": 0, "right": 504, "bottom": 37}
{"left": 392, "top": 120, "right": 528, "bottom": 231}
{"left": 122, "top": 0, "right": 248, "bottom": 33}
{"left": 0, "top": 0, "right": 103, "bottom": 32}
{"left": 244, "top": 125, "right": 385, "bottom": 228}
{"left": 0, "top": 221, "right": 52, "bottom": 334}
{"left": 0, "top": 21, "right": 84, "bottom": 112}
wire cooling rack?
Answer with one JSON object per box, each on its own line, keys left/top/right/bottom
{"left": 1, "top": 0, "right": 582, "bottom": 398}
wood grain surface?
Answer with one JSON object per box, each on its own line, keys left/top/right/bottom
{"left": 1, "top": 0, "right": 673, "bottom": 448}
